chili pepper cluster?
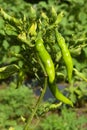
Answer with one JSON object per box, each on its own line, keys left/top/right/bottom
{"left": 34, "top": 7, "right": 73, "bottom": 106}
{"left": 35, "top": 33, "right": 73, "bottom": 106}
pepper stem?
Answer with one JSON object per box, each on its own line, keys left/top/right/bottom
{"left": 23, "top": 76, "right": 47, "bottom": 130}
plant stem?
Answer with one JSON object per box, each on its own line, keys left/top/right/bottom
{"left": 24, "top": 76, "right": 48, "bottom": 130}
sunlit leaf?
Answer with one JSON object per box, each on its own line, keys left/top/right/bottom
{"left": 0, "top": 64, "right": 19, "bottom": 79}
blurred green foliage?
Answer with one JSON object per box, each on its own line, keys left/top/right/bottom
{"left": 0, "top": 84, "right": 87, "bottom": 130}
{"left": 0, "top": 83, "right": 35, "bottom": 130}
{"left": 37, "top": 107, "right": 87, "bottom": 130}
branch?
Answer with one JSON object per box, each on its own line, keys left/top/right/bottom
{"left": 24, "top": 76, "right": 48, "bottom": 130}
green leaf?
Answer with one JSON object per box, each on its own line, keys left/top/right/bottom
{"left": 0, "top": 64, "right": 19, "bottom": 79}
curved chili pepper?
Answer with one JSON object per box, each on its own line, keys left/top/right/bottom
{"left": 55, "top": 29, "right": 73, "bottom": 83}
{"left": 49, "top": 82, "right": 73, "bottom": 106}
{"left": 35, "top": 37, "right": 55, "bottom": 83}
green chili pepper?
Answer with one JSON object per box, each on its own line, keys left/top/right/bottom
{"left": 35, "top": 37, "right": 55, "bottom": 83}
{"left": 35, "top": 36, "right": 73, "bottom": 106}
{"left": 49, "top": 82, "right": 73, "bottom": 106}
{"left": 55, "top": 29, "right": 73, "bottom": 83}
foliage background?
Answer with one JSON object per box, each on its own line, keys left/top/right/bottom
{"left": 0, "top": 0, "right": 87, "bottom": 130}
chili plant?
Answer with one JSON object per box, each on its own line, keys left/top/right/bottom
{"left": 0, "top": 5, "right": 87, "bottom": 130}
